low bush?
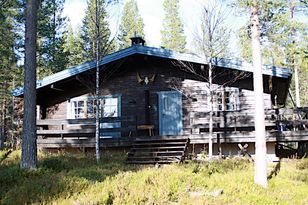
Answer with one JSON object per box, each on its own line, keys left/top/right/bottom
{"left": 0, "top": 151, "right": 307, "bottom": 205}
{"left": 296, "top": 158, "right": 308, "bottom": 170}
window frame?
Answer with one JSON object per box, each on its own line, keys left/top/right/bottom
{"left": 67, "top": 94, "right": 122, "bottom": 119}
{"left": 211, "top": 87, "right": 240, "bottom": 112}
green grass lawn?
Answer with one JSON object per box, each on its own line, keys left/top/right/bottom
{"left": 0, "top": 150, "right": 307, "bottom": 205}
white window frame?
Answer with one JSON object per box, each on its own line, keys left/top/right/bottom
{"left": 67, "top": 94, "right": 122, "bottom": 119}
{"left": 211, "top": 87, "right": 240, "bottom": 112}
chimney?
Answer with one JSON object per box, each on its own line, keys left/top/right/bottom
{"left": 130, "top": 32, "right": 145, "bottom": 46}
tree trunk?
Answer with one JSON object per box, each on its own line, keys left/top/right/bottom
{"left": 290, "top": 0, "right": 300, "bottom": 107}
{"left": 95, "top": 0, "right": 101, "bottom": 162}
{"left": 0, "top": 102, "right": 5, "bottom": 150}
{"left": 208, "top": 61, "right": 213, "bottom": 158}
{"left": 21, "top": 0, "right": 39, "bottom": 169}
{"left": 251, "top": 0, "right": 267, "bottom": 188}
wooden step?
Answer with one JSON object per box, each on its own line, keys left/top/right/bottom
{"left": 133, "top": 142, "right": 186, "bottom": 146}
{"left": 131, "top": 146, "right": 186, "bottom": 151}
{"left": 135, "top": 137, "right": 189, "bottom": 142}
{"left": 128, "top": 150, "right": 184, "bottom": 155}
{"left": 127, "top": 156, "right": 182, "bottom": 160}
{"left": 127, "top": 137, "right": 189, "bottom": 164}
{"left": 126, "top": 160, "right": 179, "bottom": 164}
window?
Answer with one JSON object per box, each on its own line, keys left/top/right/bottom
{"left": 68, "top": 95, "right": 121, "bottom": 119}
{"left": 102, "top": 97, "right": 119, "bottom": 117}
{"left": 68, "top": 95, "right": 122, "bottom": 138}
{"left": 212, "top": 88, "right": 239, "bottom": 111}
{"left": 69, "top": 97, "right": 97, "bottom": 119}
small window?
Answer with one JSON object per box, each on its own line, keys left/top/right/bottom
{"left": 102, "top": 97, "right": 119, "bottom": 117}
{"left": 71, "top": 99, "right": 85, "bottom": 119}
{"left": 212, "top": 88, "right": 239, "bottom": 111}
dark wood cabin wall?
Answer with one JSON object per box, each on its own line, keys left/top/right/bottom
{"left": 46, "top": 102, "right": 67, "bottom": 119}
{"left": 180, "top": 79, "right": 272, "bottom": 134}
{"left": 43, "top": 65, "right": 272, "bottom": 136}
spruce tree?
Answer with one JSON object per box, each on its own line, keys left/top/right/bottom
{"left": 118, "top": 0, "right": 145, "bottom": 48}
{"left": 161, "top": 0, "right": 186, "bottom": 52}
{"left": 63, "top": 24, "right": 84, "bottom": 67}
{"left": 81, "top": 0, "right": 114, "bottom": 61}
{"left": 37, "top": 0, "right": 68, "bottom": 77}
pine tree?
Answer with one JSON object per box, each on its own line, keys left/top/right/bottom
{"left": 236, "top": 0, "right": 308, "bottom": 106}
{"left": 161, "top": 0, "right": 186, "bottom": 52}
{"left": 81, "top": 0, "right": 114, "bottom": 61}
{"left": 118, "top": 0, "right": 145, "bottom": 49}
{"left": 0, "top": 0, "right": 20, "bottom": 149}
{"left": 21, "top": 0, "right": 39, "bottom": 169}
{"left": 251, "top": 0, "right": 268, "bottom": 188}
{"left": 63, "top": 24, "right": 84, "bottom": 67}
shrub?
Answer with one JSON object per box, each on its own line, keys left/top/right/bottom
{"left": 296, "top": 158, "right": 308, "bottom": 170}
{"left": 41, "top": 157, "right": 68, "bottom": 172}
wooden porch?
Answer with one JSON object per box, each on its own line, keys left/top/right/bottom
{"left": 36, "top": 108, "right": 308, "bottom": 149}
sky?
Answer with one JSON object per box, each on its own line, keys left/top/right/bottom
{"left": 62, "top": 0, "right": 247, "bottom": 54}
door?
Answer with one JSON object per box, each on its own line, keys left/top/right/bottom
{"left": 158, "top": 91, "right": 183, "bottom": 135}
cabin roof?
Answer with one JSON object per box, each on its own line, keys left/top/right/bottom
{"left": 12, "top": 45, "right": 292, "bottom": 97}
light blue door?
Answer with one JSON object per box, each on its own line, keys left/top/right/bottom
{"left": 158, "top": 91, "right": 183, "bottom": 136}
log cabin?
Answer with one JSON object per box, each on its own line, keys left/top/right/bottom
{"left": 13, "top": 37, "right": 308, "bottom": 163}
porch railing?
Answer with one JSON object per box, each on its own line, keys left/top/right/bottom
{"left": 37, "top": 116, "right": 137, "bottom": 137}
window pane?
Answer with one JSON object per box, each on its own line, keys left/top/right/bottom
{"left": 102, "top": 97, "right": 119, "bottom": 117}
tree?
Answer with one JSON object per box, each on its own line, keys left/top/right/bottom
{"left": 21, "top": 0, "right": 39, "bottom": 169}
{"left": 196, "top": 2, "right": 232, "bottom": 158}
{"left": 37, "top": 0, "right": 68, "bottom": 77}
{"left": 161, "top": 0, "right": 186, "bottom": 52}
{"left": 172, "top": 2, "right": 247, "bottom": 158}
{"left": 81, "top": 0, "right": 114, "bottom": 62}
{"left": 63, "top": 24, "right": 85, "bottom": 67}
{"left": 251, "top": 0, "right": 267, "bottom": 188}
{"left": 236, "top": 0, "right": 308, "bottom": 106}
{"left": 0, "top": 0, "right": 22, "bottom": 150}
{"left": 118, "top": 0, "right": 144, "bottom": 49}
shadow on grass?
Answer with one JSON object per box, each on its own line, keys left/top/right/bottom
{"left": 0, "top": 151, "right": 141, "bottom": 205}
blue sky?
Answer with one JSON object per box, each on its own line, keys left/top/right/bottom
{"left": 63, "top": 0, "right": 247, "bottom": 53}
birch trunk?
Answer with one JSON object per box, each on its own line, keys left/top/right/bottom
{"left": 21, "top": 0, "right": 39, "bottom": 169}
{"left": 251, "top": 0, "right": 267, "bottom": 188}
{"left": 208, "top": 61, "right": 213, "bottom": 158}
{"left": 95, "top": 0, "right": 101, "bottom": 162}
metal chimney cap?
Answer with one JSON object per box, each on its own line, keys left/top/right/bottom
{"left": 130, "top": 36, "right": 145, "bottom": 46}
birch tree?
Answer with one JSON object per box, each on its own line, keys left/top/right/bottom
{"left": 195, "top": 2, "right": 230, "bottom": 158}
{"left": 172, "top": 2, "right": 248, "bottom": 158}
{"left": 21, "top": 0, "right": 39, "bottom": 169}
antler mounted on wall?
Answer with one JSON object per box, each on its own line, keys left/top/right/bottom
{"left": 136, "top": 72, "right": 156, "bottom": 85}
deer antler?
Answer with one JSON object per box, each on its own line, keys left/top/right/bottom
{"left": 136, "top": 72, "right": 144, "bottom": 84}
{"left": 149, "top": 73, "right": 156, "bottom": 82}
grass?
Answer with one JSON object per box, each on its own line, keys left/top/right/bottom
{"left": 0, "top": 150, "right": 307, "bottom": 205}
